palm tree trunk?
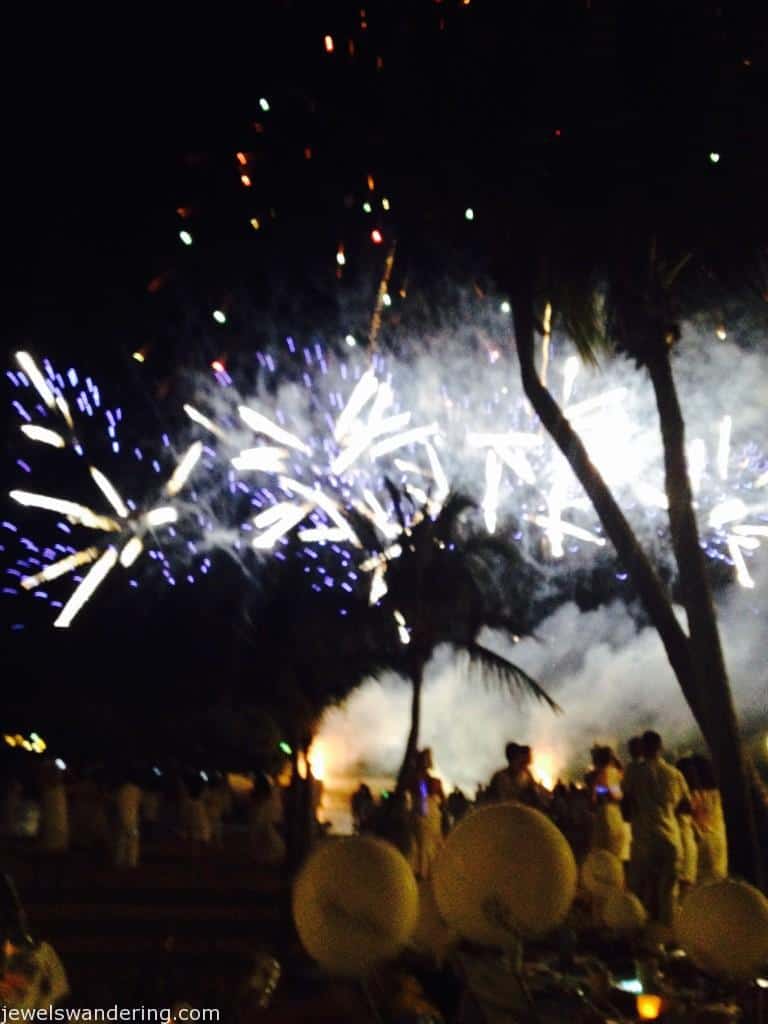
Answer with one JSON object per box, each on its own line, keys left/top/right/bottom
{"left": 396, "top": 662, "right": 424, "bottom": 793}
{"left": 647, "top": 351, "right": 762, "bottom": 884}
{"left": 511, "top": 292, "right": 763, "bottom": 885}
{"left": 510, "top": 295, "right": 702, "bottom": 719}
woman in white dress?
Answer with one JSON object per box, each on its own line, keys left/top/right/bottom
{"left": 588, "top": 746, "right": 626, "bottom": 860}
{"left": 411, "top": 750, "right": 444, "bottom": 880}
{"left": 689, "top": 756, "right": 728, "bottom": 883}
{"left": 38, "top": 762, "right": 69, "bottom": 854}
{"left": 676, "top": 758, "right": 699, "bottom": 895}
{"left": 114, "top": 773, "right": 142, "bottom": 868}
{"left": 248, "top": 774, "right": 285, "bottom": 865}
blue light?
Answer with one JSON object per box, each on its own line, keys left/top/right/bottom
{"left": 615, "top": 979, "right": 643, "bottom": 995}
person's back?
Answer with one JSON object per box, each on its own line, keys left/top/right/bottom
{"left": 621, "top": 736, "right": 644, "bottom": 814}
{"left": 446, "top": 787, "right": 470, "bottom": 827}
{"left": 632, "top": 757, "right": 688, "bottom": 847}
{"left": 689, "top": 756, "right": 728, "bottom": 882}
{"left": 627, "top": 731, "right": 690, "bottom": 927}
{"left": 351, "top": 784, "right": 374, "bottom": 832}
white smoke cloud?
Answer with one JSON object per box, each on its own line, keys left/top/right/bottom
{"left": 318, "top": 560, "right": 768, "bottom": 793}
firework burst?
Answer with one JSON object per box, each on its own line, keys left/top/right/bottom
{"left": 5, "top": 332, "right": 767, "bottom": 627}
{"left": 5, "top": 353, "right": 204, "bottom": 626}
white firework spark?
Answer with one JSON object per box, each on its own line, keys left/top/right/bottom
{"left": 186, "top": 363, "right": 450, "bottom": 603}
{"left": 8, "top": 352, "right": 203, "bottom": 626}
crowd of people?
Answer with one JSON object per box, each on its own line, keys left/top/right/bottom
{"left": 3, "top": 730, "right": 731, "bottom": 936}
{"left": 0, "top": 760, "right": 289, "bottom": 868}
{"left": 351, "top": 730, "right": 729, "bottom": 931}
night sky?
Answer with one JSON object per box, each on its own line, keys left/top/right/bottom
{"left": 2, "top": 1, "right": 768, "bottom": 744}
{"left": 5, "top": 2, "right": 767, "bottom": 359}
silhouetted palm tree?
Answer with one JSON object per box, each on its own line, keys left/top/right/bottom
{"left": 352, "top": 486, "right": 557, "bottom": 789}
{"left": 499, "top": 202, "right": 767, "bottom": 884}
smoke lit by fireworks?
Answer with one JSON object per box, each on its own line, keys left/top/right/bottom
{"left": 4, "top": 332, "right": 768, "bottom": 627}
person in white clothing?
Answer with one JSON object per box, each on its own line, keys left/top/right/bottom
{"left": 410, "top": 749, "right": 444, "bottom": 880}
{"left": 675, "top": 758, "right": 700, "bottom": 895}
{"left": 38, "top": 762, "right": 69, "bottom": 854}
{"left": 203, "top": 773, "right": 231, "bottom": 846}
{"left": 688, "top": 755, "right": 728, "bottom": 883}
{"left": 588, "top": 745, "right": 626, "bottom": 860}
{"left": 248, "top": 774, "right": 285, "bottom": 865}
{"left": 622, "top": 731, "right": 691, "bottom": 927}
{"left": 114, "top": 773, "right": 142, "bottom": 868}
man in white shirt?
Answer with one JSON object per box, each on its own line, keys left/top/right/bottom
{"left": 622, "top": 730, "right": 691, "bottom": 927}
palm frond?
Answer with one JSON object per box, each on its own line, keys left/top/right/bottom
{"left": 435, "top": 491, "right": 476, "bottom": 534}
{"left": 464, "top": 642, "right": 561, "bottom": 713}
{"left": 480, "top": 612, "right": 541, "bottom": 643}
{"left": 461, "top": 533, "right": 524, "bottom": 563}
{"left": 538, "top": 239, "right": 611, "bottom": 365}
{"left": 346, "top": 505, "right": 384, "bottom": 554}
{"left": 384, "top": 477, "right": 408, "bottom": 532}
{"left": 659, "top": 252, "right": 692, "bottom": 290}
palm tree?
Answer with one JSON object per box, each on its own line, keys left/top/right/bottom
{"left": 501, "top": 212, "right": 766, "bottom": 885}
{"left": 352, "top": 486, "right": 558, "bottom": 789}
